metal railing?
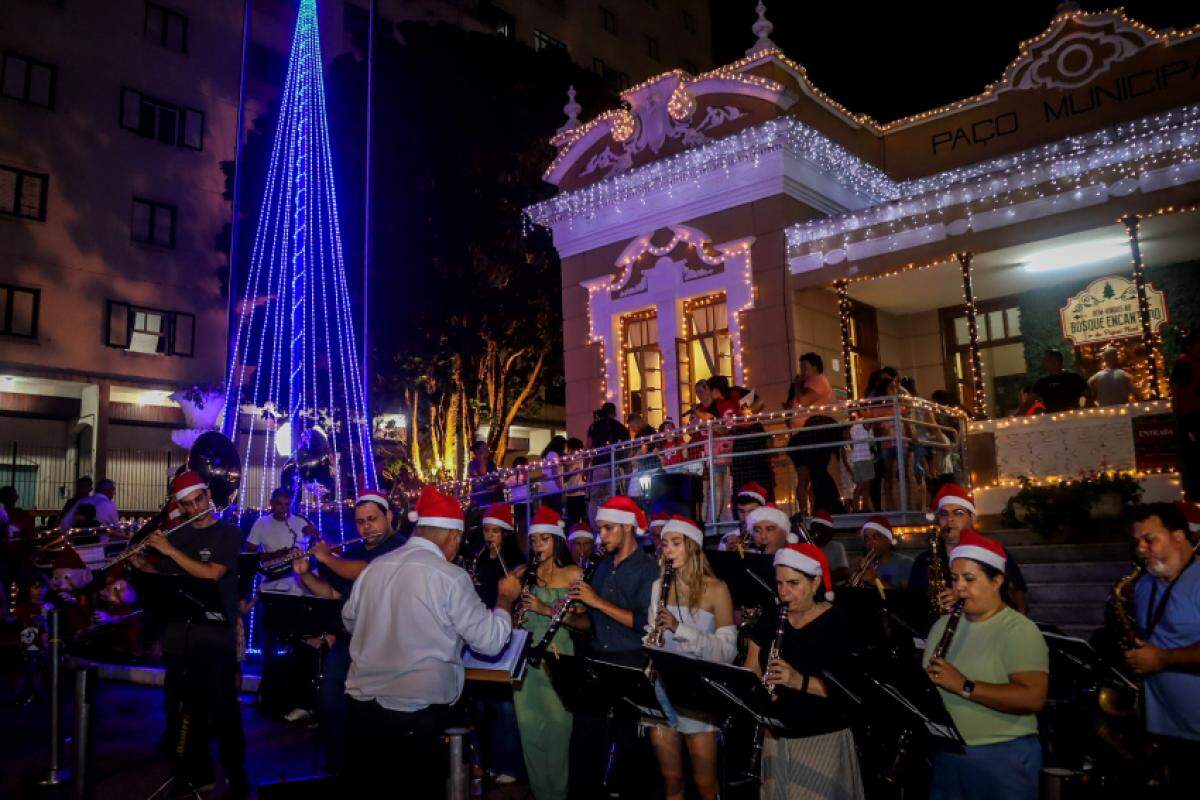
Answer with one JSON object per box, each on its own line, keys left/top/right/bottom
{"left": 443, "top": 395, "right": 969, "bottom": 532}
{"left": 0, "top": 442, "right": 79, "bottom": 514}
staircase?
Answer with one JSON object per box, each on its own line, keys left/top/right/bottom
{"left": 838, "top": 527, "right": 1134, "bottom": 639}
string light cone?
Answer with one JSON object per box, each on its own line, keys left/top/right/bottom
{"left": 223, "top": 0, "right": 376, "bottom": 525}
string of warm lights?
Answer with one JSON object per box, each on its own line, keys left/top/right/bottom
{"left": 967, "top": 400, "right": 1171, "bottom": 432}
{"left": 956, "top": 252, "right": 989, "bottom": 419}
{"left": 974, "top": 467, "right": 1179, "bottom": 492}
{"left": 835, "top": 280, "right": 853, "bottom": 395}
{"left": 1122, "top": 214, "right": 1163, "bottom": 399}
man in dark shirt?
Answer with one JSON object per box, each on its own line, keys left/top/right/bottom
{"left": 134, "top": 471, "right": 247, "bottom": 799}
{"left": 586, "top": 403, "right": 632, "bottom": 525}
{"left": 1032, "top": 348, "right": 1089, "bottom": 413}
{"left": 567, "top": 495, "right": 657, "bottom": 798}
{"left": 292, "top": 489, "right": 404, "bottom": 775}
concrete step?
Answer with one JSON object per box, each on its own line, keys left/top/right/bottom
{"left": 1020, "top": 560, "right": 1132, "bottom": 583}
{"left": 1026, "top": 581, "right": 1111, "bottom": 604}
{"left": 1004, "top": 542, "right": 1133, "bottom": 563}
{"left": 1027, "top": 601, "right": 1106, "bottom": 626}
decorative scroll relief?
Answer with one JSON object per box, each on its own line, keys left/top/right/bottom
{"left": 1010, "top": 18, "right": 1156, "bottom": 92}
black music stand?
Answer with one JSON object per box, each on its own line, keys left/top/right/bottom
{"left": 1041, "top": 630, "right": 1138, "bottom": 695}
{"left": 133, "top": 573, "right": 232, "bottom": 626}
{"left": 259, "top": 593, "right": 344, "bottom": 641}
{"left": 646, "top": 647, "right": 791, "bottom": 732}
{"left": 831, "top": 653, "right": 965, "bottom": 751}
{"left": 707, "top": 551, "right": 777, "bottom": 611}
{"left": 546, "top": 651, "right": 668, "bottom": 722}
{"left": 237, "top": 553, "right": 261, "bottom": 599}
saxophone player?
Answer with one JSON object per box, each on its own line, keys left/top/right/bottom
{"left": 909, "top": 484, "right": 1028, "bottom": 619}
{"left": 1125, "top": 503, "right": 1200, "bottom": 791}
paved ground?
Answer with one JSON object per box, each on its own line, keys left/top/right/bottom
{"left": 0, "top": 678, "right": 533, "bottom": 799}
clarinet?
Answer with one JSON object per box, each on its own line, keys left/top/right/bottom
{"left": 527, "top": 544, "right": 606, "bottom": 668}
{"left": 931, "top": 599, "right": 965, "bottom": 661}
{"left": 644, "top": 560, "right": 675, "bottom": 648}
{"left": 513, "top": 554, "right": 542, "bottom": 628}
{"left": 764, "top": 603, "right": 788, "bottom": 700}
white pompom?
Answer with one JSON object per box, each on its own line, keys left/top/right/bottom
{"left": 786, "top": 533, "right": 799, "bottom": 543}
{"left": 825, "top": 590, "right": 834, "bottom": 602}
{"left": 408, "top": 510, "right": 419, "bottom": 523}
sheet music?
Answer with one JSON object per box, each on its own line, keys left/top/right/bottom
{"left": 463, "top": 629, "right": 529, "bottom": 680}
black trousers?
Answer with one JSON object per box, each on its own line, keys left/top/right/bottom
{"left": 163, "top": 648, "right": 247, "bottom": 795}
{"left": 344, "top": 698, "right": 450, "bottom": 796}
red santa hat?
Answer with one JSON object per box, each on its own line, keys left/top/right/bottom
{"left": 774, "top": 543, "right": 834, "bottom": 600}
{"left": 53, "top": 545, "right": 88, "bottom": 572}
{"left": 355, "top": 487, "right": 390, "bottom": 514}
{"left": 949, "top": 530, "right": 1006, "bottom": 572}
{"left": 529, "top": 506, "right": 565, "bottom": 538}
{"left": 736, "top": 482, "right": 767, "bottom": 506}
{"left": 860, "top": 515, "right": 895, "bottom": 544}
{"left": 649, "top": 511, "right": 671, "bottom": 531}
{"left": 171, "top": 470, "right": 207, "bottom": 501}
{"left": 481, "top": 502, "right": 515, "bottom": 532}
{"left": 596, "top": 496, "right": 649, "bottom": 533}
{"left": 409, "top": 485, "right": 464, "bottom": 532}
{"left": 746, "top": 504, "right": 798, "bottom": 543}
{"left": 929, "top": 483, "right": 976, "bottom": 519}
{"left": 567, "top": 521, "right": 594, "bottom": 543}
{"left": 165, "top": 500, "right": 185, "bottom": 522}
{"left": 661, "top": 515, "right": 704, "bottom": 547}
{"left": 808, "top": 509, "right": 834, "bottom": 529}
{"left": 1175, "top": 501, "right": 1200, "bottom": 533}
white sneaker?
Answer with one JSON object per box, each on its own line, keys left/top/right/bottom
{"left": 494, "top": 774, "right": 517, "bottom": 785}
{"left": 283, "top": 708, "right": 311, "bottom": 722}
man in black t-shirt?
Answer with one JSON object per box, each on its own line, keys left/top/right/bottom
{"left": 1032, "top": 348, "right": 1089, "bottom": 413}
{"left": 133, "top": 470, "right": 247, "bottom": 799}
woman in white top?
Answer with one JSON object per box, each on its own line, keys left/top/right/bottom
{"left": 539, "top": 435, "right": 567, "bottom": 512}
{"left": 645, "top": 516, "right": 736, "bottom": 800}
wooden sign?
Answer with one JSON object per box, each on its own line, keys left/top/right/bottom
{"left": 1059, "top": 275, "right": 1167, "bottom": 346}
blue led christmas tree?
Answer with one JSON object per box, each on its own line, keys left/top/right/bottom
{"left": 224, "top": 0, "right": 375, "bottom": 521}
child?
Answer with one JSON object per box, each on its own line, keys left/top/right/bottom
{"left": 13, "top": 574, "right": 52, "bottom": 704}
{"left": 847, "top": 413, "right": 875, "bottom": 512}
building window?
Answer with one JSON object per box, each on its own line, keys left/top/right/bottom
{"left": 941, "top": 297, "right": 1023, "bottom": 417}
{"left": 145, "top": 3, "right": 188, "bottom": 53}
{"left": 645, "top": 34, "right": 660, "bottom": 61}
{"left": 480, "top": 2, "right": 515, "bottom": 39}
{"left": 105, "top": 301, "right": 194, "bottom": 357}
{"left": 845, "top": 300, "right": 879, "bottom": 400}
{"left": 0, "top": 164, "right": 49, "bottom": 221}
{"left": 534, "top": 30, "right": 567, "bottom": 54}
{"left": 131, "top": 198, "right": 176, "bottom": 248}
{"left": 2, "top": 52, "right": 56, "bottom": 109}
{"left": 120, "top": 87, "right": 203, "bottom": 150}
{"left": 0, "top": 284, "right": 40, "bottom": 339}
{"left": 681, "top": 9, "right": 696, "bottom": 33}
{"left": 621, "top": 309, "right": 663, "bottom": 428}
{"left": 600, "top": 7, "right": 617, "bottom": 35}
{"left": 676, "top": 294, "right": 732, "bottom": 419}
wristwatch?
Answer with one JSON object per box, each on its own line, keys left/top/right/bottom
{"left": 959, "top": 679, "right": 976, "bottom": 699}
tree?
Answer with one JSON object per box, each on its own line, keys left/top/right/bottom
{"left": 1102, "top": 281, "right": 1115, "bottom": 300}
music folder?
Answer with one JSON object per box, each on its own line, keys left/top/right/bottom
{"left": 706, "top": 550, "right": 777, "bottom": 610}
{"left": 464, "top": 628, "right": 530, "bottom": 683}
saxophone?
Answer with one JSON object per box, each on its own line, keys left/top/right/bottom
{"left": 927, "top": 525, "right": 950, "bottom": 615}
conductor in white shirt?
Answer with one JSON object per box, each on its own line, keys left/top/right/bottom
{"left": 341, "top": 484, "right": 521, "bottom": 793}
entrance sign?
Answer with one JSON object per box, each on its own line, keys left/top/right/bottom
{"left": 1059, "top": 276, "right": 1167, "bottom": 345}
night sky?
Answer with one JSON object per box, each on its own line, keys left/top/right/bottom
{"left": 709, "top": 2, "right": 1200, "bottom": 123}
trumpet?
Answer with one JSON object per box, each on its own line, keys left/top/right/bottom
{"left": 848, "top": 548, "right": 882, "bottom": 588}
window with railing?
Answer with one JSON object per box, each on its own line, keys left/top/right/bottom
{"left": 677, "top": 293, "right": 731, "bottom": 418}
{"left": 622, "top": 308, "right": 663, "bottom": 428}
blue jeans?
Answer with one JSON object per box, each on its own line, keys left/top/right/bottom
{"left": 931, "top": 735, "right": 1041, "bottom": 800}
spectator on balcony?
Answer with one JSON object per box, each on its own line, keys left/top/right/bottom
{"left": 1171, "top": 330, "right": 1200, "bottom": 501}
{"left": 681, "top": 379, "right": 713, "bottom": 424}
{"left": 1012, "top": 385, "right": 1047, "bottom": 417}
{"left": 1033, "top": 348, "right": 1089, "bottom": 413}
{"left": 586, "top": 403, "right": 631, "bottom": 526}
{"left": 60, "top": 479, "right": 119, "bottom": 531}
{"left": 468, "top": 441, "right": 502, "bottom": 507}
{"left": 540, "top": 435, "right": 568, "bottom": 513}
{"left": 709, "top": 375, "right": 772, "bottom": 514}
{"left": 786, "top": 353, "right": 835, "bottom": 516}
{"left": 507, "top": 457, "right": 531, "bottom": 533}
{"left": 56, "top": 476, "right": 93, "bottom": 529}
{"left": 564, "top": 437, "right": 588, "bottom": 526}
{"left": 1089, "top": 346, "right": 1136, "bottom": 407}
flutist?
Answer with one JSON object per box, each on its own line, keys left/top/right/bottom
{"left": 922, "top": 531, "right": 1047, "bottom": 800}
{"left": 745, "top": 544, "right": 863, "bottom": 799}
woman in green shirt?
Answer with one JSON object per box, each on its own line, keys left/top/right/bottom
{"left": 512, "top": 508, "right": 582, "bottom": 800}
{"left": 923, "top": 530, "right": 1049, "bottom": 800}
